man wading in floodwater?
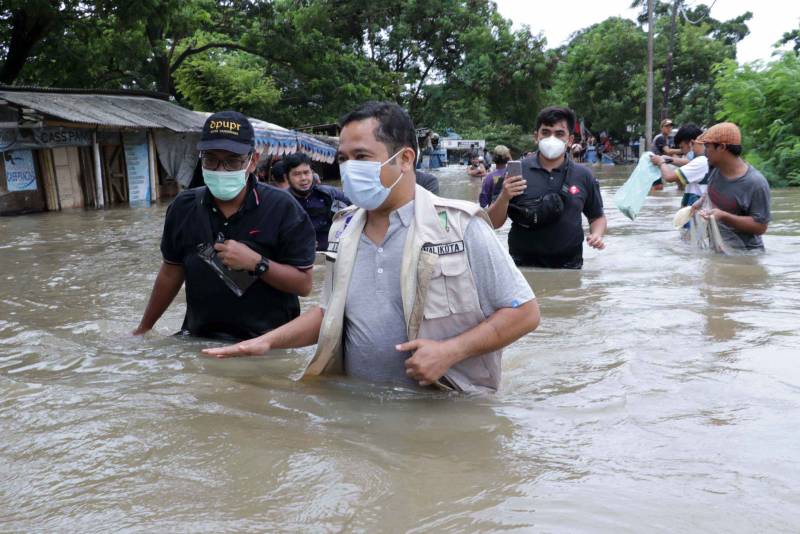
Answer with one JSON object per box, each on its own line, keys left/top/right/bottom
{"left": 487, "top": 106, "right": 607, "bottom": 269}
{"left": 133, "top": 111, "right": 316, "bottom": 340}
{"left": 204, "top": 101, "right": 540, "bottom": 393}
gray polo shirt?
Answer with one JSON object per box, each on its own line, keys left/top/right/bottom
{"left": 321, "top": 200, "right": 535, "bottom": 387}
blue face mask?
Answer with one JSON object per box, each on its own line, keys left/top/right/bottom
{"left": 340, "top": 149, "right": 405, "bottom": 210}
{"left": 202, "top": 158, "right": 250, "bottom": 201}
{"left": 687, "top": 150, "right": 695, "bottom": 161}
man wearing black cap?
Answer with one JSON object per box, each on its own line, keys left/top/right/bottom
{"left": 133, "top": 111, "right": 317, "bottom": 340}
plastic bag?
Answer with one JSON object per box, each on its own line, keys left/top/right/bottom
{"left": 614, "top": 152, "right": 662, "bottom": 220}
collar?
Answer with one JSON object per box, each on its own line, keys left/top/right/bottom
{"left": 203, "top": 174, "right": 260, "bottom": 212}
{"left": 525, "top": 152, "right": 569, "bottom": 172}
{"left": 392, "top": 199, "right": 415, "bottom": 228}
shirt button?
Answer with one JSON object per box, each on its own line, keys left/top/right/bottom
{"left": 377, "top": 268, "right": 384, "bottom": 274}
{"left": 378, "top": 247, "right": 383, "bottom": 253}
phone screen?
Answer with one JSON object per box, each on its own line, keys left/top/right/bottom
{"left": 506, "top": 160, "right": 522, "bottom": 177}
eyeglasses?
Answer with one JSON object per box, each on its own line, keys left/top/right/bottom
{"left": 200, "top": 152, "right": 251, "bottom": 171}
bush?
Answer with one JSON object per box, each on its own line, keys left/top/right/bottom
{"left": 714, "top": 54, "right": 800, "bottom": 187}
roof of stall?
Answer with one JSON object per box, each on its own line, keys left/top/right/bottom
{"left": 0, "top": 86, "right": 205, "bottom": 132}
{"left": 196, "top": 112, "right": 336, "bottom": 164}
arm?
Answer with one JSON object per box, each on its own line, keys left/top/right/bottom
{"left": 132, "top": 262, "right": 185, "bottom": 335}
{"left": 486, "top": 174, "right": 526, "bottom": 228}
{"left": 202, "top": 306, "right": 325, "bottom": 357}
{"left": 398, "top": 299, "right": 540, "bottom": 386}
{"left": 650, "top": 154, "right": 680, "bottom": 183}
{"left": 702, "top": 209, "right": 768, "bottom": 235}
{"left": 213, "top": 240, "right": 313, "bottom": 296}
{"left": 587, "top": 215, "right": 607, "bottom": 249}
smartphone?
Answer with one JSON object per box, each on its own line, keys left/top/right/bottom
{"left": 506, "top": 160, "right": 522, "bottom": 178}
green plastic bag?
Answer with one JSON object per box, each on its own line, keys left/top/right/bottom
{"left": 614, "top": 152, "right": 661, "bottom": 220}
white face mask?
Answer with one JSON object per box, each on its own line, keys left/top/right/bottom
{"left": 339, "top": 149, "right": 405, "bottom": 210}
{"left": 538, "top": 136, "right": 567, "bottom": 160}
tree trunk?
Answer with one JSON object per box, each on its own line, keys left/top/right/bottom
{"left": 0, "top": 9, "right": 57, "bottom": 84}
{"left": 661, "top": 0, "right": 681, "bottom": 119}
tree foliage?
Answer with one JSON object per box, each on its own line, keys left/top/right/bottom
{"left": 714, "top": 53, "right": 800, "bottom": 187}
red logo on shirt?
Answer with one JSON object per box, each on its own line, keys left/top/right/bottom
{"left": 569, "top": 185, "right": 581, "bottom": 195}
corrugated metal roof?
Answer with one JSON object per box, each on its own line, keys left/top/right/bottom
{"left": 0, "top": 90, "right": 205, "bottom": 132}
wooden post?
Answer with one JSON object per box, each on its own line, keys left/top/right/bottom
{"left": 92, "top": 131, "right": 105, "bottom": 208}
{"left": 147, "top": 129, "right": 159, "bottom": 203}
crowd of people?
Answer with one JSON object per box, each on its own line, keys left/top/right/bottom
{"left": 131, "top": 102, "right": 771, "bottom": 394}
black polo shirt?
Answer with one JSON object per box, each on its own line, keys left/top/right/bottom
{"left": 494, "top": 154, "right": 604, "bottom": 267}
{"left": 161, "top": 176, "right": 316, "bottom": 339}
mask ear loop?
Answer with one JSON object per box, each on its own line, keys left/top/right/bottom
{"left": 382, "top": 148, "right": 409, "bottom": 190}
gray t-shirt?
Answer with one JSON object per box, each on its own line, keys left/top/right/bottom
{"left": 707, "top": 165, "right": 771, "bottom": 250}
{"left": 321, "top": 201, "right": 535, "bottom": 387}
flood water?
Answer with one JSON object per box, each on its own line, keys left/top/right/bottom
{"left": 2, "top": 165, "right": 799, "bottom": 532}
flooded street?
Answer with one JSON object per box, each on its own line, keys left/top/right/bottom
{"left": 2, "top": 165, "right": 800, "bottom": 532}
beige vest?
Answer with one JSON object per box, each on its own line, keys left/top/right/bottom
{"left": 300, "top": 185, "right": 502, "bottom": 393}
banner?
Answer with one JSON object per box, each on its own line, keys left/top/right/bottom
{"left": 0, "top": 127, "right": 93, "bottom": 151}
{"left": 123, "top": 132, "right": 151, "bottom": 205}
{"left": 441, "top": 139, "right": 485, "bottom": 150}
{"left": 3, "top": 150, "right": 38, "bottom": 192}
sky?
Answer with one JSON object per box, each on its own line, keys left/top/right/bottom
{"left": 493, "top": 0, "right": 800, "bottom": 63}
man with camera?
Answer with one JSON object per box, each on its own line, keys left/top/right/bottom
{"left": 487, "top": 106, "right": 607, "bottom": 269}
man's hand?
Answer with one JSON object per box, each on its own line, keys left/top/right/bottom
{"left": 202, "top": 336, "right": 272, "bottom": 358}
{"left": 500, "top": 174, "right": 526, "bottom": 201}
{"left": 700, "top": 208, "right": 726, "bottom": 222}
{"left": 690, "top": 195, "right": 706, "bottom": 214}
{"left": 131, "top": 325, "right": 150, "bottom": 336}
{"left": 396, "top": 338, "right": 456, "bottom": 387}
{"left": 214, "top": 239, "right": 261, "bottom": 271}
{"left": 649, "top": 154, "right": 664, "bottom": 166}
{"left": 586, "top": 233, "right": 605, "bottom": 249}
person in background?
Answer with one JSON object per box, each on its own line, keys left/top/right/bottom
{"left": 650, "top": 123, "right": 708, "bottom": 208}
{"left": 284, "top": 152, "right": 351, "bottom": 251}
{"left": 479, "top": 145, "right": 511, "bottom": 208}
{"left": 691, "top": 122, "right": 771, "bottom": 251}
{"left": 467, "top": 155, "right": 488, "bottom": 178}
{"left": 271, "top": 160, "right": 289, "bottom": 190}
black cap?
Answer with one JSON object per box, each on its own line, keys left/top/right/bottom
{"left": 197, "top": 111, "right": 255, "bottom": 155}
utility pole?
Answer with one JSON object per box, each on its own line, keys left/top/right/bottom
{"left": 645, "top": 0, "right": 655, "bottom": 149}
{"left": 662, "top": 0, "right": 681, "bottom": 119}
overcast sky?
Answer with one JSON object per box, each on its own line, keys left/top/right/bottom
{"left": 493, "top": 0, "right": 800, "bottom": 63}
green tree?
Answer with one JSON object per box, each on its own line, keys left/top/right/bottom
{"left": 714, "top": 53, "right": 800, "bottom": 187}
{"left": 552, "top": 17, "right": 648, "bottom": 140}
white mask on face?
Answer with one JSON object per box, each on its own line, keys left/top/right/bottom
{"left": 339, "top": 149, "right": 405, "bottom": 210}
{"left": 538, "top": 136, "right": 567, "bottom": 160}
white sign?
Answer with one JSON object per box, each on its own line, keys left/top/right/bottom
{"left": 123, "top": 132, "right": 151, "bottom": 205}
{"left": 4, "top": 150, "right": 38, "bottom": 191}
{"left": 441, "top": 139, "right": 485, "bottom": 150}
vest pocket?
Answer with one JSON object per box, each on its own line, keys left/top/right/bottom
{"left": 424, "top": 253, "right": 479, "bottom": 318}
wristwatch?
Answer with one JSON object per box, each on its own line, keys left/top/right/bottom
{"left": 254, "top": 256, "right": 270, "bottom": 276}
{"left": 663, "top": 157, "right": 673, "bottom": 165}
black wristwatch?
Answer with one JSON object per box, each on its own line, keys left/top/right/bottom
{"left": 663, "top": 157, "right": 673, "bottom": 165}
{"left": 253, "top": 256, "right": 270, "bottom": 276}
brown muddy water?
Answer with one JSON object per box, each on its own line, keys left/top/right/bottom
{"left": 1, "top": 165, "right": 799, "bottom": 532}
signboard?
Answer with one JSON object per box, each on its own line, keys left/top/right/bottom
{"left": 0, "top": 127, "right": 93, "bottom": 151}
{"left": 123, "top": 132, "right": 151, "bottom": 205}
{"left": 441, "top": 139, "right": 485, "bottom": 150}
{"left": 3, "top": 150, "right": 38, "bottom": 191}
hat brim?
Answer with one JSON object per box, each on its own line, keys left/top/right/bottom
{"left": 197, "top": 139, "right": 254, "bottom": 155}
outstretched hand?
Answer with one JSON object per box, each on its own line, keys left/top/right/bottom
{"left": 202, "top": 337, "right": 272, "bottom": 358}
